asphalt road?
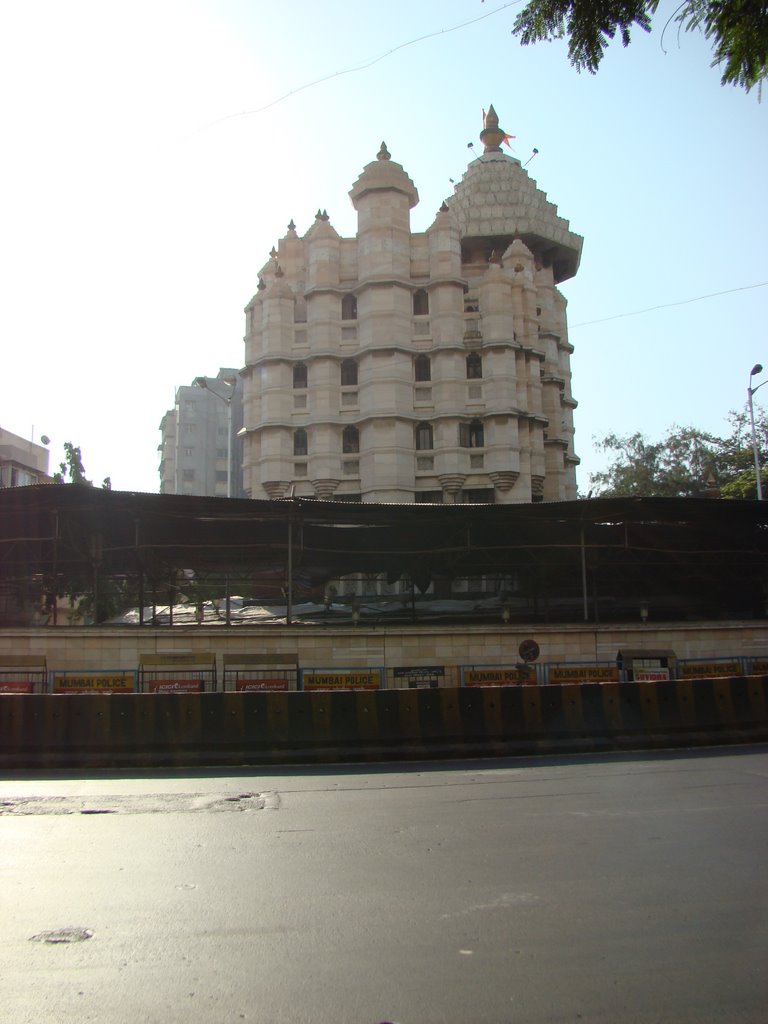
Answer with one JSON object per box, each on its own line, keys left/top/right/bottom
{"left": 1, "top": 746, "right": 767, "bottom": 1024}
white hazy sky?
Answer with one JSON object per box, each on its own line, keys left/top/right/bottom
{"left": 1, "top": 0, "right": 766, "bottom": 493}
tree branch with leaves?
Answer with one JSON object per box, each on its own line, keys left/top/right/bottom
{"left": 512, "top": 0, "right": 768, "bottom": 93}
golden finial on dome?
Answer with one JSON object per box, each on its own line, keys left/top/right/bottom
{"left": 377, "top": 141, "right": 391, "bottom": 161}
{"left": 480, "top": 104, "right": 514, "bottom": 153}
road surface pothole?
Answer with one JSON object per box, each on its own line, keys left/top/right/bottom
{"left": 30, "top": 927, "right": 94, "bottom": 944}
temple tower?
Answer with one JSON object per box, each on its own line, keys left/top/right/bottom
{"left": 240, "top": 106, "right": 582, "bottom": 503}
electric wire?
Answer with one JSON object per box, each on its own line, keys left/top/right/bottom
{"left": 195, "top": 1, "right": 523, "bottom": 133}
{"left": 570, "top": 280, "right": 768, "bottom": 329}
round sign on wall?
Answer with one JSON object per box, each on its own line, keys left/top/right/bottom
{"left": 518, "top": 639, "right": 540, "bottom": 663}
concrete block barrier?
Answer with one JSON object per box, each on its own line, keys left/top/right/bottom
{"left": 1, "top": 677, "right": 767, "bottom": 769}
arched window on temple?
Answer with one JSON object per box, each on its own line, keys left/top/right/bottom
{"left": 413, "top": 289, "right": 429, "bottom": 315}
{"left": 459, "top": 419, "right": 484, "bottom": 448}
{"left": 466, "top": 353, "right": 482, "bottom": 379}
{"left": 293, "top": 428, "right": 308, "bottom": 456}
{"left": 341, "top": 293, "right": 357, "bottom": 320}
{"left": 342, "top": 425, "right": 359, "bottom": 454}
{"left": 340, "top": 359, "right": 358, "bottom": 386}
{"left": 414, "top": 354, "right": 431, "bottom": 382}
{"left": 415, "top": 422, "right": 434, "bottom": 451}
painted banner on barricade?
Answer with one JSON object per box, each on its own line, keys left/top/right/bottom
{"left": 549, "top": 664, "right": 619, "bottom": 684}
{"left": 52, "top": 672, "right": 135, "bottom": 694}
{"left": 302, "top": 669, "right": 382, "bottom": 691}
{"left": 235, "top": 677, "right": 290, "bottom": 692}
{"left": 678, "top": 659, "right": 740, "bottom": 679}
{"left": 462, "top": 665, "right": 536, "bottom": 687}
{"left": 146, "top": 678, "right": 202, "bottom": 693}
{"left": 223, "top": 654, "right": 298, "bottom": 692}
{"left": 0, "top": 656, "right": 47, "bottom": 694}
{"left": 393, "top": 666, "right": 445, "bottom": 689}
{"left": 138, "top": 653, "right": 216, "bottom": 693}
{"left": 0, "top": 680, "right": 35, "bottom": 693}
{"left": 634, "top": 669, "right": 670, "bottom": 681}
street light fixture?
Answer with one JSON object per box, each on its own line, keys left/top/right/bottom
{"left": 748, "top": 364, "right": 765, "bottom": 501}
{"left": 194, "top": 376, "right": 236, "bottom": 498}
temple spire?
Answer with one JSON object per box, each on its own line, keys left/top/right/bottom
{"left": 479, "top": 104, "right": 514, "bottom": 154}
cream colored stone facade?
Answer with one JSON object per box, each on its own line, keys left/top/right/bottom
{"left": 241, "top": 107, "right": 582, "bottom": 504}
{"left": 2, "top": 622, "right": 766, "bottom": 685}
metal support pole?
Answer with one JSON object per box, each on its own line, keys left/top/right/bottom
{"left": 286, "top": 517, "right": 293, "bottom": 626}
{"left": 580, "top": 524, "right": 589, "bottom": 622}
{"left": 748, "top": 364, "right": 766, "bottom": 500}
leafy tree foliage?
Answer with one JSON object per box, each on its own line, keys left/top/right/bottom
{"left": 588, "top": 409, "right": 768, "bottom": 497}
{"left": 53, "top": 442, "right": 88, "bottom": 484}
{"left": 52, "top": 443, "right": 111, "bottom": 489}
{"left": 512, "top": 1, "right": 768, "bottom": 93}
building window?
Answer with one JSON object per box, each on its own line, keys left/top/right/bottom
{"left": 294, "top": 394, "right": 307, "bottom": 409}
{"left": 415, "top": 422, "right": 433, "bottom": 450}
{"left": 216, "top": 448, "right": 227, "bottom": 458}
{"left": 416, "top": 456, "right": 434, "bottom": 471}
{"left": 295, "top": 462, "right": 307, "bottom": 477}
{"left": 459, "top": 419, "right": 484, "bottom": 448}
{"left": 342, "top": 425, "right": 359, "bottom": 454}
{"left": 413, "top": 289, "right": 429, "bottom": 315}
{"left": 182, "top": 469, "right": 195, "bottom": 481}
{"left": 341, "top": 293, "right": 357, "bottom": 320}
{"left": 340, "top": 359, "right": 358, "bottom": 386}
{"left": 215, "top": 470, "right": 228, "bottom": 482}
{"left": 466, "top": 353, "right": 482, "bottom": 379}
{"left": 293, "top": 362, "right": 307, "bottom": 388}
{"left": 293, "top": 429, "right": 308, "bottom": 456}
{"left": 414, "top": 354, "right": 431, "bottom": 382}
{"left": 343, "top": 460, "right": 359, "bottom": 475}
{"left": 461, "top": 488, "right": 495, "bottom": 503}
{"left": 183, "top": 447, "right": 194, "bottom": 457}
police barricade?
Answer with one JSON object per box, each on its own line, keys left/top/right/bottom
{"left": 138, "top": 653, "right": 217, "bottom": 693}
{"left": 222, "top": 654, "right": 298, "bottom": 692}
{"left": 301, "top": 667, "right": 383, "bottom": 691}
{"left": 546, "top": 662, "right": 620, "bottom": 685}
{"left": 393, "top": 666, "right": 446, "bottom": 689}
{"left": 0, "top": 655, "right": 48, "bottom": 694}
{"left": 51, "top": 669, "right": 135, "bottom": 694}
{"left": 677, "top": 657, "right": 743, "bottom": 679}
{"left": 616, "top": 648, "right": 677, "bottom": 681}
{"left": 461, "top": 664, "right": 537, "bottom": 687}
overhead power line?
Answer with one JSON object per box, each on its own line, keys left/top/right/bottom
{"left": 570, "top": 281, "right": 768, "bottom": 329}
{"left": 196, "top": 2, "right": 522, "bottom": 133}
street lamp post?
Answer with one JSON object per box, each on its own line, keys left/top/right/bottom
{"left": 748, "top": 364, "right": 765, "bottom": 501}
{"left": 194, "top": 377, "right": 235, "bottom": 498}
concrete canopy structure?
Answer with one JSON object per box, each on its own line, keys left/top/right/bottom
{"left": 241, "top": 106, "right": 582, "bottom": 504}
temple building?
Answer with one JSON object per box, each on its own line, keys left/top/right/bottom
{"left": 240, "top": 106, "right": 582, "bottom": 503}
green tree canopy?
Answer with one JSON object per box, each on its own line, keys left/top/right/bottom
{"left": 588, "top": 410, "right": 768, "bottom": 497}
{"left": 52, "top": 443, "right": 111, "bottom": 489}
{"left": 512, "top": 1, "right": 768, "bottom": 93}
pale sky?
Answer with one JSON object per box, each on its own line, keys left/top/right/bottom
{"left": 1, "top": 0, "right": 766, "bottom": 494}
